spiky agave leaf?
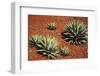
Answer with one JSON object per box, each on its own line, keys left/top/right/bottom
{"left": 29, "top": 35, "right": 43, "bottom": 46}
{"left": 62, "top": 21, "right": 87, "bottom": 45}
{"left": 37, "top": 49, "right": 57, "bottom": 59}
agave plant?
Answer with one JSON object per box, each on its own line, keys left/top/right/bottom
{"left": 29, "top": 35, "right": 59, "bottom": 59}
{"left": 36, "top": 36, "right": 59, "bottom": 59}
{"left": 29, "top": 35, "right": 43, "bottom": 46}
{"left": 60, "top": 47, "right": 70, "bottom": 56}
{"left": 62, "top": 21, "right": 87, "bottom": 45}
{"left": 48, "top": 22, "right": 56, "bottom": 30}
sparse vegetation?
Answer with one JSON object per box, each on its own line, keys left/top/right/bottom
{"left": 28, "top": 15, "right": 88, "bottom": 60}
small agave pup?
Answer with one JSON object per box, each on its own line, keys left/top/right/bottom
{"left": 60, "top": 47, "right": 70, "bottom": 56}
{"left": 48, "top": 22, "right": 56, "bottom": 30}
{"left": 62, "top": 21, "right": 87, "bottom": 45}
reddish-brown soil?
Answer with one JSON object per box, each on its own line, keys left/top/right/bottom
{"left": 28, "top": 15, "right": 88, "bottom": 61}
